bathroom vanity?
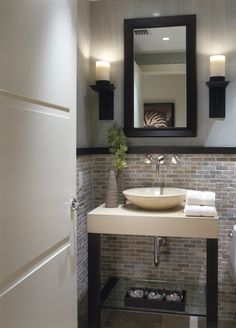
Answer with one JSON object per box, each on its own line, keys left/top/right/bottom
{"left": 87, "top": 203, "right": 219, "bottom": 328}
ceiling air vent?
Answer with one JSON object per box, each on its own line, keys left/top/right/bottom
{"left": 134, "top": 29, "right": 151, "bottom": 36}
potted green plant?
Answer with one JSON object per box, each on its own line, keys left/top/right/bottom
{"left": 107, "top": 123, "right": 128, "bottom": 203}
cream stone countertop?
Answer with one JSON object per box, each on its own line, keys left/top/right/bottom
{"left": 87, "top": 203, "right": 219, "bottom": 239}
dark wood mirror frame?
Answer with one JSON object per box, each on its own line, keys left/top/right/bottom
{"left": 124, "top": 15, "right": 197, "bottom": 138}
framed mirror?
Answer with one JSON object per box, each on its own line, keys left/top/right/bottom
{"left": 124, "top": 15, "right": 197, "bottom": 137}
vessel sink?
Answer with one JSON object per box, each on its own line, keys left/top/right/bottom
{"left": 123, "top": 187, "right": 186, "bottom": 210}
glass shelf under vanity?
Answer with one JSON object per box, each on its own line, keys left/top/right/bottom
{"left": 101, "top": 277, "right": 206, "bottom": 317}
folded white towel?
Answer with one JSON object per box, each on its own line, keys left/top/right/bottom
{"left": 186, "top": 190, "right": 215, "bottom": 206}
{"left": 184, "top": 204, "right": 217, "bottom": 217}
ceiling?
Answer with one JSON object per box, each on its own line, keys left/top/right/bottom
{"left": 134, "top": 26, "right": 186, "bottom": 54}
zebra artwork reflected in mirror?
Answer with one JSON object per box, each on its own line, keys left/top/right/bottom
{"left": 144, "top": 103, "right": 174, "bottom": 128}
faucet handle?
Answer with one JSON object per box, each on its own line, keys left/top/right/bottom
{"left": 171, "top": 155, "right": 180, "bottom": 165}
{"left": 144, "top": 154, "right": 153, "bottom": 164}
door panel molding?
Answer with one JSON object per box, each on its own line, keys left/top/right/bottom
{"left": 0, "top": 238, "right": 70, "bottom": 298}
{"left": 0, "top": 99, "right": 71, "bottom": 282}
{"left": 0, "top": 88, "right": 70, "bottom": 113}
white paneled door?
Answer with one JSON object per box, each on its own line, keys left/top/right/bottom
{"left": 0, "top": 1, "right": 77, "bottom": 328}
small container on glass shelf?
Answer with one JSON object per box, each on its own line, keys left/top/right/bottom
{"left": 165, "top": 290, "right": 183, "bottom": 303}
{"left": 147, "top": 289, "right": 164, "bottom": 301}
{"left": 124, "top": 287, "right": 186, "bottom": 311}
{"left": 128, "top": 288, "right": 144, "bottom": 298}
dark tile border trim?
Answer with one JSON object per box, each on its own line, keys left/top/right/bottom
{"left": 77, "top": 147, "right": 236, "bottom": 156}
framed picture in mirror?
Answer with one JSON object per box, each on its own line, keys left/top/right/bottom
{"left": 144, "top": 103, "right": 175, "bottom": 128}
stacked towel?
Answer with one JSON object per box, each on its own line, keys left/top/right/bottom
{"left": 186, "top": 190, "right": 215, "bottom": 206}
{"left": 184, "top": 190, "right": 216, "bottom": 217}
{"left": 184, "top": 204, "right": 217, "bottom": 217}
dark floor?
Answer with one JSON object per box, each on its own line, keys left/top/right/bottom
{"left": 101, "top": 310, "right": 236, "bottom": 328}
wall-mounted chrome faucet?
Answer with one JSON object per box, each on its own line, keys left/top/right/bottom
{"left": 144, "top": 154, "right": 181, "bottom": 175}
{"left": 144, "top": 154, "right": 180, "bottom": 195}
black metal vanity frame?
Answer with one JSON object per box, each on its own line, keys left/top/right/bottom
{"left": 88, "top": 234, "right": 218, "bottom": 328}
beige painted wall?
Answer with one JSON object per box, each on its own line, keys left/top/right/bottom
{"left": 76, "top": 0, "right": 91, "bottom": 147}
{"left": 134, "top": 61, "right": 144, "bottom": 127}
{"left": 142, "top": 74, "right": 186, "bottom": 127}
{"left": 87, "top": 0, "right": 236, "bottom": 147}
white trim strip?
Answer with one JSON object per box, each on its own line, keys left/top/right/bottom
{"left": 0, "top": 241, "right": 70, "bottom": 298}
{"left": 189, "top": 316, "right": 198, "bottom": 328}
{"left": 0, "top": 88, "right": 70, "bottom": 113}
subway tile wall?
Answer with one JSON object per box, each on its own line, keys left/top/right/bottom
{"left": 76, "top": 156, "right": 93, "bottom": 327}
{"left": 77, "top": 153, "right": 236, "bottom": 321}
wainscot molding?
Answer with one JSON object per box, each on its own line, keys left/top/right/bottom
{"left": 77, "top": 146, "right": 236, "bottom": 156}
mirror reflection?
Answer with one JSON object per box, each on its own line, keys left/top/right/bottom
{"left": 133, "top": 26, "right": 186, "bottom": 129}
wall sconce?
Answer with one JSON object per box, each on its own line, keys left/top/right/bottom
{"left": 90, "top": 60, "right": 115, "bottom": 120}
{"left": 206, "top": 55, "right": 229, "bottom": 118}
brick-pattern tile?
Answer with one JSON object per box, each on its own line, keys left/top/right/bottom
{"left": 76, "top": 156, "right": 93, "bottom": 327}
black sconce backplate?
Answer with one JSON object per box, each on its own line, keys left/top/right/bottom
{"left": 206, "top": 77, "right": 229, "bottom": 118}
{"left": 90, "top": 81, "right": 115, "bottom": 120}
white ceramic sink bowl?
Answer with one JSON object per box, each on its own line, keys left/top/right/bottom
{"left": 123, "top": 187, "right": 186, "bottom": 210}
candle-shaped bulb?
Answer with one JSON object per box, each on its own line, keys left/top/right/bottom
{"left": 210, "top": 55, "right": 225, "bottom": 77}
{"left": 96, "top": 60, "right": 110, "bottom": 81}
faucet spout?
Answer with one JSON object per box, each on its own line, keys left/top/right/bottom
{"left": 156, "top": 155, "right": 165, "bottom": 175}
{"left": 155, "top": 161, "right": 159, "bottom": 175}
{"left": 160, "top": 182, "right": 165, "bottom": 195}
